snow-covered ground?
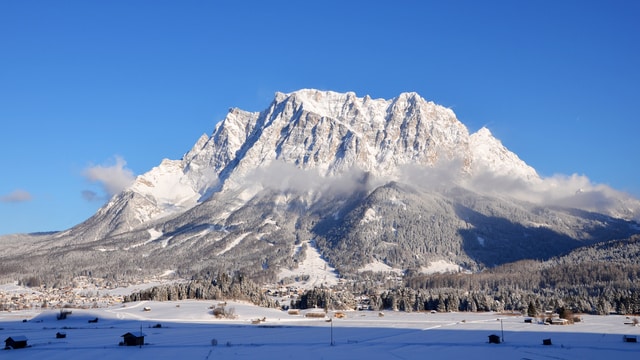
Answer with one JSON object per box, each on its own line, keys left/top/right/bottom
{"left": 2, "top": 300, "right": 639, "bottom": 359}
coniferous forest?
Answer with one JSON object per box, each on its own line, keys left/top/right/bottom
{"left": 125, "top": 235, "right": 640, "bottom": 316}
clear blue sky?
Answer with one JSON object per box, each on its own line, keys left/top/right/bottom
{"left": 1, "top": 0, "right": 639, "bottom": 235}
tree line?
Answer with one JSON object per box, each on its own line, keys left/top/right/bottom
{"left": 123, "top": 272, "right": 276, "bottom": 308}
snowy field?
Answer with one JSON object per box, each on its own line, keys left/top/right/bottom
{"left": 2, "top": 300, "right": 639, "bottom": 359}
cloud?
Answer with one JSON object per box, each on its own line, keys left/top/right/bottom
{"left": 464, "top": 170, "right": 640, "bottom": 221}
{"left": 244, "top": 160, "right": 372, "bottom": 196}
{"left": 396, "top": 158, "right": 640, "bottom": 221}
{"left": 81, "top": 190, "right": 100, "bottom": 202}
{"left": 529, "top": 174, "right": 637, "bottom": 216}
{"left": 82, "top": 156, "right": 136, "bottom": 199}
{"left": 397, "top": 159, "right": 464, "bottom": 190}
{"left": 0, "top": 189, "right": 33, "bottom": 203}
{"left": 220, "top": 157, "right": 640, "bottom": 222}
{"left": 246, "top": 161, "right": 326, "bottom": 193}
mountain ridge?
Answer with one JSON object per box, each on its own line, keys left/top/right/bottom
{"left": 119, "top": 89, "right": 541, "bottom": 231}
{"left": 1, "top": 89, "right": 639, "bottom": 285}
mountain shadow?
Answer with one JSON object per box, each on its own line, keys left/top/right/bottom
{"left": 455, "top": 203, "right": 638, "bottom": 267}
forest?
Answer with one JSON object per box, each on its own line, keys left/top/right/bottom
{"left": 124, "top": 235, "right": 640, "bottom": 316}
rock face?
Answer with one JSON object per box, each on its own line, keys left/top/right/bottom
{"left": 3, "top": 89, "right": 639, "bottom": 283}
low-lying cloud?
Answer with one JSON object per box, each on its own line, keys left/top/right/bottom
{"left": 466, "top": 168, "right": 636, "bottom": 217}
{"left": 245, "top": 160, "right": 372, "bottom": 196}
{"left": 238, "top": 158, "right": 639, "bottom": 222}
{"left": 82, "top": 156, "right": 136, "bottom": 200}
{"left": 398, "top": 160, "right": 640, "bottom": 221}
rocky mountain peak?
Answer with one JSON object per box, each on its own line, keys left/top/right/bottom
{"left": 98, "top": 90, "right": 542, "bottom": 233}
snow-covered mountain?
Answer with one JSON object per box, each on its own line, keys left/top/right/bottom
{"left": 80, "top": 90, "right": 543, "bottom": 237}
{"left": 3, "top": 89, "right": 639, "bottom": 284}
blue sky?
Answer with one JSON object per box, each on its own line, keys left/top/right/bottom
{"left": 1, "top": 0, "right": 639, "bottom": 235}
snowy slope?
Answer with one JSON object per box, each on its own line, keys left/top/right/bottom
{"left": 469, "top": 127, "right": 539, "bottom": 182}
{"left": 129, "top": 159, "right": 200, "bottom": 222}
{"left": 277, "top": 240, "right": 340, "bottom": 288}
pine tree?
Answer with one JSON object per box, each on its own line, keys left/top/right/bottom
{"left": 527, "top": 301, "right": 537, "bottom": 317}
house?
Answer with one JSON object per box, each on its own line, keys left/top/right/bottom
{"left": 305, "top": 311, "right": 326, "bottom": 318}
{"left": 623, "top": 335, "right": 637, "bottom": 343}
{"left": 57, "top": 309, "right": 72, "bottom": 320}
{"left": 543, "top": 338, "right": 552, "bottom": 345}
{"left": 550, "top": 318, "right": 569, "bottom": 325}
{"left": 488, "top": 334, "right": 501, "bottom": 344}
{"left": 121, "top": 332, "right": 146, "bottom": 346}
{"left": 5, "top": 336, "right": 28, "bottom": 349}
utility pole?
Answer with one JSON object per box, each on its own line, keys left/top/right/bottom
{"left": 330, "top": 318, "right": 334, "bottom": 346}
{"left": 500, "top": 319, "right": 504, "bottom": 343}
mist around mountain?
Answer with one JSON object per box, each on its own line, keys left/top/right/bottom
{"left": 1, "top": 90, "right": 639, "bottom": 293}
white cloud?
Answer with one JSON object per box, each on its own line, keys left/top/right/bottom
{"left": 245, "top": 160, "right": 372, "bottom": 196}
{"left": 82, "top": 156, "right": 136, "bottom": 198}
{"left": 0, "top": 189, "right": 33, "bottom": 203}
{"left": 81, "top": 190, "right": 100, "bottom": 202}
{"left": 463, "top": 170, "right": 640, "bottom": 221}
{"left": 527, "top": 174, "right": 637, "bottom": 218}
{"left": 397, "top": 159, "right": 464, "bottom": 190}
{"left": 396, "top": 159, "right": 640, "bottom": 221}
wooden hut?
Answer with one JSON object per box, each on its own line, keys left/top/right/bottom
{"left": 623, "top": 335, "right": 637, "bottom": 343}
{"left": 488, "top": 334, "right": 501, "bottom": 344}
{"left": 5, "top": 336, "right": 28, "bottom": 349}
{"left": 57, "top": 309, "right": 72, "bottom": 320}
{"left": 550, "top": 318, "right": 569, "bottom": 325}
{"left": 121, "top": 332, "right": 146, "bottom": 346}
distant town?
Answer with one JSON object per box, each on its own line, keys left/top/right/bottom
{"left": 0, "top": 277, "right": 166, "bottom": 312}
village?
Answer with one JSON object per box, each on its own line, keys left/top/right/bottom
{"left": 0, "top": 276, "right": 313, "bottom": 315}
{"left": 0, "top": 277, "right": 165, "bottom": 312}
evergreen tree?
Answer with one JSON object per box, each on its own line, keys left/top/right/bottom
{"left": 527, "top": 301, "right": 537, "bottom": 317}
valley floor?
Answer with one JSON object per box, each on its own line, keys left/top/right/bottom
{"left": 1, "top": 300, "right": 639, "bottom": 359}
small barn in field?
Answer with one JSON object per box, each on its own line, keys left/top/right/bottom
{"left": 121, "top": 332, "right": 146, "bottom": 346}
{"left": 623, "top": 335, "right": 637, "bottom": 343}
{"left": 550, "top": 318, "right": 569, "bottom": 325}
{"left": 5, "top": 336, "right": 28, "bottom": 349}
{"left": 57, "top": 309, "right": 72, "bottom": 320}
{"left": 488, "top": 334, "right": 501, "bottom": 344}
